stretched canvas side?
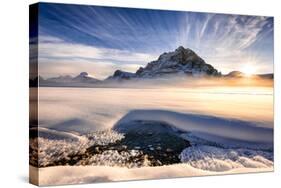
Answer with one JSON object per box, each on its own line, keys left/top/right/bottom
{"left": 29, "top": 3, "right": 39, "bottom": 186}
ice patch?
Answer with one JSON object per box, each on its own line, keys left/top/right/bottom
{"left": 76, "top": 149, "right": 146, "bottom": 168}
{"left": 179, "top": 145, "right": 273, "bottom": 172}
{"left": 181, "top": 132, "right": 273, "bottom": 150}
{"left": 115, "top": 110, "right": 273, "bottom": 147}
{"left": 30, "top": 128, "right": 124, "bottom": 167}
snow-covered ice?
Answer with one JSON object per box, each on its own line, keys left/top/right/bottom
{"left": 179, "top": 145, "right": 273, "bottom": 172}
{"left": 30, "top": 85, "right": 273, "bottom": 185}
{"left": 30, "top": 164, "right": 273, "bottom": 186}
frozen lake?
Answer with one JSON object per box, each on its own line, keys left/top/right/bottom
{"left": 30, "top": 85, "right": 274, "bottom": 185}
{"left": 35, "top": 86, "right": 273, "bottom": 131}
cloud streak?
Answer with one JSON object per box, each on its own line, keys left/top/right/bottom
{"left": 38, "top": 36, "right": 157, "bottom": 79}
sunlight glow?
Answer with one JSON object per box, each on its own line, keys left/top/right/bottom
{"left": 241, "top": 64, "right": 257, "bottom": 76}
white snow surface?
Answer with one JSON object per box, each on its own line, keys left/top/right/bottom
{"left": 179, "top": 145, "right": 273, "bottom": 172}
{"left": 31, "top": 165, "right": 273, "bottom": 186}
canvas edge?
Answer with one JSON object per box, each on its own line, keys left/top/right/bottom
{"left": 29, "top": 2, "right": 40, "bottom": 186}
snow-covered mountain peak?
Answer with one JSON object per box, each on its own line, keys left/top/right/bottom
{"left": 135, "top": 46, "right": 220, "bottom": 78}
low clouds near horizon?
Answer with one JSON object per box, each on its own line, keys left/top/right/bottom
{"left": 37, "top": 36, "right": 155, "bottom": 79}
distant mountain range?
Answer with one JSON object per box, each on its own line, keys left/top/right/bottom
{"left": 31, "top": 72, "right": 101, "bottom": 87}
{"left": 30, "top": 46, "right": 273, "bottom": 87}
{"left": 46, "top": 72, "right": 100, "bottom": 84}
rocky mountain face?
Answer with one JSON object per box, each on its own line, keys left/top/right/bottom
{"left": 108, "top": 46, "right": 221, "bottom": 80}
{"left": 106, "top": 70, "right": 136, "bottom": 81}
{"left": 136, "top": 46, "right": 220, "bottom": 78}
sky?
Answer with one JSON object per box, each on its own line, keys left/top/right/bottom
{"left": 32, "top": 3, "right": 274, "bottom": 79}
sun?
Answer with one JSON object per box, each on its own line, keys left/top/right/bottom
{"left": 241, "top": 64, "right": 256, "bottom": 77}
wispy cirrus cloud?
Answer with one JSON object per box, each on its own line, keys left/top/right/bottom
{"left": 175, "top": 14, "right": 273, "bottom": 74}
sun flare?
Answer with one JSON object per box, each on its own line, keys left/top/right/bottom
{"left": 241, "top": 64, "right": 256, "bottom": 76}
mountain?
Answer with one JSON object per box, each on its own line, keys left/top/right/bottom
{"left": 225, "top": 71, "right": 274, "bottom": 79}
{"left": 136, "top": 46, "right": 220, "bottom": 77}
{"left": 108, "top": 46, "right": 221, "bottom": 80}
{"left": 46, "top": 75, "right": 73, "bottom": 83}
{"left": 225, "top": 71, "right": 246, "bottom": 78}
{"left": 72, "top": 72, "right": 100, "bottom": 83}
{"left": 46, "top": 72, "right": 100, "bottom": 84}
{"left": 106, "top": 70, "right": 136, "bottom": 81}
{"left": 38, "top": 72, "right": 101, "bottom": 87}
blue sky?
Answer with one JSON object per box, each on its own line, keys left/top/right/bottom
{"left": 35, "top": 3, "right": 274, "bottom": 79}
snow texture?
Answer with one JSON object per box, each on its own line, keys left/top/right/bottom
{"left": 30, "top": 128, "right": 124, "bottom": 167}
{"left": 30, "top": 165, "right": 273, "bottom": 186}
{"left": 179, "top": 145, "right": 273, "bottom": 172}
